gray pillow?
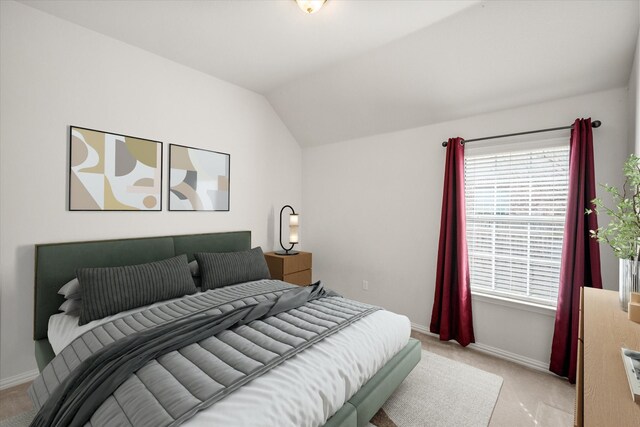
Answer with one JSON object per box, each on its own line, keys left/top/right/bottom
{"left": 58, "top": 278, "right": 81, "bottom": 300}
{"left": 77, "top": 254, "right": 196, "bottom": 325}
{"left": 195, "top": 247, "right": 271, "bottom": 291}
{"left": 58, "top": 299, "right": 82, "bottom": 317}
{"left": 188, "top": 260, "right": 200, "bottom": 277}
{"left": 187, "top": 260, "right": 201, "bottom": 287}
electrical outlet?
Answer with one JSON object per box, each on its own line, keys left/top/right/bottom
{"left": 362, "top": 280, "right": 369, "bottom": 291}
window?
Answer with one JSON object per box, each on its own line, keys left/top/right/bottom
{"left": 464, "top": 146, "right": 569, "bottom": 306}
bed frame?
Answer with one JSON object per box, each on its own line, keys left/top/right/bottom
{"left": 33, "top": 231, "right": 420, "bottom": 427}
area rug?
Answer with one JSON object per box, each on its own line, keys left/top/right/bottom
{"left": 371, "top": 350, "right": 503, "bottom": 427}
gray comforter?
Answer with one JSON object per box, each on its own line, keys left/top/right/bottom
{"left": 29, "top": 280, "right": 379, "bottom": 426}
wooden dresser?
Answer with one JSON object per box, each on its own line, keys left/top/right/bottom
{"left": 264, "top": 251, "right": 312, "bottom": 286}
{"left": 576, "top": 287, "right": 640, "bottom": 426}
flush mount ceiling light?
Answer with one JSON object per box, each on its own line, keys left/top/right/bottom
{"left": 295, "top": 0, "right": 327, "bottom": 15}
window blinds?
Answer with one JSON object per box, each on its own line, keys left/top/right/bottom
{"left": 464, "top": 146, "right": 570, "bottom": 306}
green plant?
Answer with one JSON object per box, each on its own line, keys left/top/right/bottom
{"left": 587, "top": 154, "right": 640, "bottom": 260}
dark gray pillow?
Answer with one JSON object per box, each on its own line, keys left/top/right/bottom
{"left": 77, "top": 254, "right": 196, "bottom": 325}
{"left": 195, "top": 247, "right": 271, "bottom": 290}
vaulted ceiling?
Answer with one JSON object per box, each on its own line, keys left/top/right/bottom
{"left": 21, "top": 0, "right": 640, "bottom": 146}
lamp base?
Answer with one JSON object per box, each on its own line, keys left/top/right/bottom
{"left": 275, "top": 250, "right": 299, "bottom": 256}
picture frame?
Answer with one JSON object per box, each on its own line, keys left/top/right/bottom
{"left": 168, "top": 144, "right": 230, "bottom": 211}
{"left": 69, "top": 126, "right": 163, "bottom": 211}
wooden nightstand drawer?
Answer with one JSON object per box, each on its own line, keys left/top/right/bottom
{"left": 284, "top": 269, "right": 312, "bottom": 286}
{"left": 264, "top": 251, "right": 312, "bottom": 286}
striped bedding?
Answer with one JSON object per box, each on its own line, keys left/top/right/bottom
{"left": 30, "top": 280, "right": 409, "bottom": 427}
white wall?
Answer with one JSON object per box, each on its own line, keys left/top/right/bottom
{"left": 303, "top": 88, "right": 628, "bottom": 368}
{"left": 0, "top": 1, "right": 302, "bottom": 386}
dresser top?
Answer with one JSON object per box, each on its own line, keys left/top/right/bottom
{"left": 583, "top": 288, "right": 640, "bottom": 426}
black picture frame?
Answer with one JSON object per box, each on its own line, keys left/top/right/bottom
{"left": 168, "top": 143, "right": 230, "bottom": 212}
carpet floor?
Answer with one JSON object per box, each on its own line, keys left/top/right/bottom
{"left": 0, "top": 409, "right": 35, "bottom": 427}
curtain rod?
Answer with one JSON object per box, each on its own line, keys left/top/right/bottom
{"left": 441, "top": 120, "right": 602, "bottom": 147}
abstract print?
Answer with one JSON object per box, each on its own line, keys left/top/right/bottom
{"left": 169, "top": 144, "right": 230, "bottom": 211}
{"left": 69, "top": 127, "right": 162, "bottom": 211}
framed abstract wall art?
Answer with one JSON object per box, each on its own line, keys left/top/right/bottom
{"left": 69, "top": 126, "right": 162, "bottom": 211}
{"left": 169, "top": 144, "right": 230, "bottom": 211}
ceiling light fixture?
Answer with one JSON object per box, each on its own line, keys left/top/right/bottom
{"left": 295, "top": 0, "right": 327, "bottom": 15}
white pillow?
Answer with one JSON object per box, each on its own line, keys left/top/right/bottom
{"left": 58, "top": 298, "right": 82, "bottom": 316}
{"left": 58, "top": 278, "right": 81, "bottom": 300}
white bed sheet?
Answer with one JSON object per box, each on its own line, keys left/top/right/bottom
{"left": 48, "top": 294, "right": 410, "bottom": 427}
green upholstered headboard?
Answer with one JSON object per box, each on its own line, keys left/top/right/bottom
{"left": 33, "top": 231, "right": 251, "bottom": 341}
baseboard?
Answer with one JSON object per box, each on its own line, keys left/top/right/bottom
{"left": 0, "top": 369, "right": 39, "bottom": 390}
{"left": 411, "top": 322, "right": 550, "bottom": 373}
{"left": 469, "top": 342, "right": 549, "bottom": 373}
{"left": 410, "top": 322, "right": 433, "bottom": 336}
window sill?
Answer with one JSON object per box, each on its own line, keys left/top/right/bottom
{"left": 471, "top": 291, "right": 557, "bottom": 317}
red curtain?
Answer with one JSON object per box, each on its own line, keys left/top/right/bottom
{"left": 430, "top": 137, "right": 475, "bottom": 347}
{"left": 550, "top": 118, "right": 602, "bottom": 383}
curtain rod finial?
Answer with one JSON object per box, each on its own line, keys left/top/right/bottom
{"left": 442, "top": 141, "right": 448, "bottom": 147}
{"left": 592, "top": 120, "right": 602, "bottom": 128}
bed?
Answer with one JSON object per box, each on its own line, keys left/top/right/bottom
{"left": 31, "top": 231, "right": 420, "bottom": 427}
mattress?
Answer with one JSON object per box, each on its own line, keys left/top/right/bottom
{"left": 47, "top": 285, "right": 410, "bottom": 426}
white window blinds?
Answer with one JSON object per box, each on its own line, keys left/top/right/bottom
{"left": 464, "top": 146, "right": 570, "bottom": 306}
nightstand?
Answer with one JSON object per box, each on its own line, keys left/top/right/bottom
{"left": 264, "top": 251, "right": 312, "bottom": 286}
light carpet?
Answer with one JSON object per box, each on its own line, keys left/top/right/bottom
{"left": 371, "top": 350, "right": 503, "bottom": 427}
